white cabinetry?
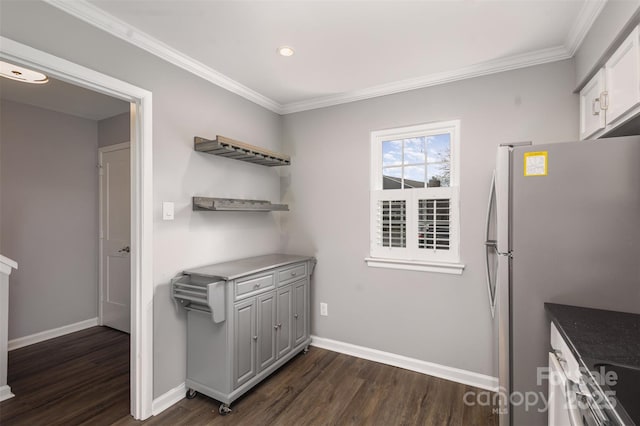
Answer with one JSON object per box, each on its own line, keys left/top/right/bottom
{"left": 606, "top": 26, "right": 640, "bottom": 124}
{"left": 580, "top": 69, "right": 607, "bottom": 139}
{"left": 580, "top": 26, "right": 640, "bottom": 140}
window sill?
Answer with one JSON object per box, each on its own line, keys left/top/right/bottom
{"left": 364, "top": 257, "right": 465, "bottom": 275}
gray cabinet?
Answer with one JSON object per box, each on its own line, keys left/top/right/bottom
{"left": 233, "top": 298, "right": 256, "bottom": 388}
{"left": 276, "top": 285, "right": 292, "bottom": 359}
{"left": 256, "top": 292, "right": 276, "bottom": 372}
{"left": 172, "top": 254, "right": 315, "bottom": 415}
{"left": 293, "top": 279, "right": 308, "bottom": 347}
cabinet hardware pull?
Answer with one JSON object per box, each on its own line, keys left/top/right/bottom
{"left": 274, "top": 325, "right": 279, "bottom": 330}
{"left": 294, "top": 314, "right": 299, "bottom": 319}
{"left": 592, "top": 98, "right": 600, "bottom": 116}
{"left": 600, "top": 91, "right": 609, "bottom": 110}
{"left": 254, "top": 283, "right": 260, "bottom": 288}
{"left": 253, "top": 336, "right": 258, "bottom": 340}
{"left": 291, "top": 272, "right": 297, "bottom": 276}
{"left": 278, "top": 323, "right": 282, "bottom": 328}
{"left": 552, "top": 349, "right": 565, "bottom": 363}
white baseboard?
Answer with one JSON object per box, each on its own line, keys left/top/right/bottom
{"left": 310, "top": 335, "right": 498, "bottom": 392}
{"left": 0, "top": 385, "right": 15, "bottom": 402}
{"left": 152, "top": 382, "right": 186, "bottom": 416}
{"left": 8, "top": 317, "right": 99, "bottom": 351}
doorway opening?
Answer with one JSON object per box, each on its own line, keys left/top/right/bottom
{"left": 0, "top": 36, "right": 153, "bottom": 419}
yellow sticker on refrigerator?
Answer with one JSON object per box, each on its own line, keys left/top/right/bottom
{"left": 524, "top": 151, "right": 548, "bottom": 176}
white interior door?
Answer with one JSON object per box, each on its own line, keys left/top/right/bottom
{"left": 99, "top": 143, "right": 131, "bottom": 333}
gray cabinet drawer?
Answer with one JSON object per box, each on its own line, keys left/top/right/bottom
{"left": 235, "top": 273, "right": 275, "bottom": 299}
{"left": 278, "top": 263, "right": 306, "bottom": 285}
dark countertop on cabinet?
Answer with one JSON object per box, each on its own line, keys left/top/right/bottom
{"left": 545, "top": 303, "right": 640, "bottom": 425}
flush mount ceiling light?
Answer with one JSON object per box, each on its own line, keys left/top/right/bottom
{"left": 277, "top": 46, "right": 295, "bottom": 57}
{"left": 0, "top": 61, "right": 49, "bottom": 84}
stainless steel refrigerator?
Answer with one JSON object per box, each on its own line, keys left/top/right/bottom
{"left": 485, "top": 135, "right": 640, "bottom": 426}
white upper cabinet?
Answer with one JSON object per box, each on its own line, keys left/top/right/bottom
{"left": 605, "top": 26, "right": 640, "bottom": 125}
{"left": 579, "top": 26, "right": 640, "bottom": 139}
{"left": 579, "top": 69, "right": 606, "bottom": 140}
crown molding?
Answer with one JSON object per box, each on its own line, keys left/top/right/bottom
{"left": 565, "top": 0, "right": 608, "bottom": 57}
{"left": 45, "top": 0, "right": 597, "bottom": 116}
{"left": 281, "top": 45, "right": 571, "bottom": 114}
{"left": 43, "top": 0, "right": 284, "bottom": 114}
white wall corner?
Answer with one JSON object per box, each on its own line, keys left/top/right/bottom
{"left": 310, "top": 335, "right": 498, "bottom": 392}
{"left": 8, "top": 317, "right": 98, "bottom": 351}
{"left": 152, "top": 382, "right": 186, "bottom": 416}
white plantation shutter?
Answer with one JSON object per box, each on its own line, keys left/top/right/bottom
{"left": 378, "top": 199, "right": 407, "bottom": 248}
{"left": 371, "top": 188, "right": 459, "bottom": 262}
{"left": 418, "top": 199, "right": 450, "bottom": 251}
{"left": 371, "top": 190, "right": 410, "bottom": 259}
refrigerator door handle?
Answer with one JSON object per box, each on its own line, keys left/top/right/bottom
{"left": 485, "top": 171, "right": 497, "bottom": 318}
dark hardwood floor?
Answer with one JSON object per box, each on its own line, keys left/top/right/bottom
{"left": 0, "top": 327, "right": 497, "bottom": 425}
{"left": 0, "top": 326, "right": 130, "bottom": 425}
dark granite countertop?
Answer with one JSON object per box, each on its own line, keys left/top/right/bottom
{"left": 545, "top": 303, "right": 640, "bottom": 425}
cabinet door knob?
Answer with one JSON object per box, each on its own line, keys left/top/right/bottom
{"left": 274, "top": 325, "right": 279, "bottom": 330}
{"left": 294, "top": 314, "right": 299, "bottom": 319}
{"left": 253, "top": 336, "right": 258, "bottom": 340}
{"left": 278, "top": 323, "right": 282, "bottom": 328}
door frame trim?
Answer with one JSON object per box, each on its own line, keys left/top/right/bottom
{"left": 0, "top": 36, "right": 154, "bottom": 420}
{"left": 98, "top": 142, "right": 131, "bottom": 329}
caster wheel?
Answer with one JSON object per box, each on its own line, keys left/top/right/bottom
{"left": 219, "top": 403, "right": 232, "bottom": 415}
{"left": 186, "top": 389, "right": 197, "bottom": 399}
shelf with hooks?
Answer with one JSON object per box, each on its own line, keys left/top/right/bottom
{"left": 194, "top": 135, "right": 290, "bottom": 167}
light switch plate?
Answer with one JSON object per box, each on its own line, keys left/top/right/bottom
{"left": 162, "top": 202, "right": 175, "bottom": 220}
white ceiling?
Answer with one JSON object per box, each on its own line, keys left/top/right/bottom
{"left": 0, "top": 74, "right": 129, "bottom": 121}
{"left": 47, "top": 0, "right": 605, "bottom": 114}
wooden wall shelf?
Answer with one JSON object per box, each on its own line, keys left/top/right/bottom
{"left": 193, "top": 197, "right": 289, "bottom": 212}
{"left": 194, "top": 135, "right": 290, "bottom": 167}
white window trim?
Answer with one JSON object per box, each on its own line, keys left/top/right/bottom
{"left": 364, "top": 257, "right": 465, "bottom": 275}
{"left": 368, "top": 120, "right": 464, "bottom": 274}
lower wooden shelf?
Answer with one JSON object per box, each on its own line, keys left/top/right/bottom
{"left": 193, "top": 197, "right": 289, "bottom": 212}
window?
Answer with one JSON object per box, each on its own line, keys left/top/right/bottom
{"left": 367, "top": 120, "right": 463, "bottom": 274}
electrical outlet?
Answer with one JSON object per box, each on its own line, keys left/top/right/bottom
{"left": 320, "top": 302, "right": 328, "bottom": 316}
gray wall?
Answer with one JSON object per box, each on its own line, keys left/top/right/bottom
{"left": 281, "top": 59, "right": 579, "bottom": 377}
{"left": 575, "top": 0, "right": 640, "bottom": 86}
{"left": 0, "top": 100, "right": 99, "bottom": 340}
{"left": 98, "top": 112, "right": 130, "bottom": 147}
{"left": 0, "top": 1, "right": 283, "bottom": 397}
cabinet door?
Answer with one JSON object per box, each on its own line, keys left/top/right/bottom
{"left": 605, "top": 26, "right": 640, "bottom": 125}
{"left": 233, "top": 298, "right": 256, "bottom": 388}
{"left": 276, "top": 286, "right": 292, "bottom": 358}
{"left": 548, "top": 352, "right": 576, "bottom": 426}
{"left": 256, "top": 292, "right": 276, "bottom": 372}
{"left": 293, "top": 279, "right": 308, "bottom": 347}
{"left": 579, "top": 69, "right": 606, "bottom": 140}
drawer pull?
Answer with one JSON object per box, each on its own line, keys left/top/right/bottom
{"left": 291, "top": 272, "right": 297, "bottom": 276}
{"left": 294, "top": 313, "right": 299, "bottom": 319}
{"left": 254, "top": 283, "right": 261, "bottom": 288}
{"left": 253, "top": 336, "right": 257, "bottom": 340}
{"left": 274, "top": 325, "right": 279, "bottom": 330}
